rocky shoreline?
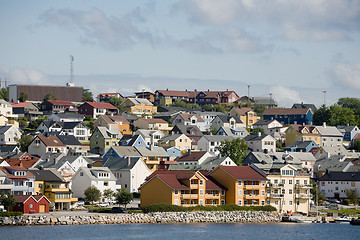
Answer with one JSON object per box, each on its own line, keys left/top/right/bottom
{"left": 0, "top": 211, "right": 281, "bottom": 226}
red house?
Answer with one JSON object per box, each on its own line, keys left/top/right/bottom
{"left": 78, "top": 102, "right": 118, "bottom": 118}
{"left": 11, "top": 195, "right": 50, "bottom": 214}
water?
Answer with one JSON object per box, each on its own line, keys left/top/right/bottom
{"left": 2, "top": 223, "right": 360, "bottom": 240}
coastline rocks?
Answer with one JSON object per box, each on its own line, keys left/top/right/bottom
{"left": 0, "top": 211, "right": 280, "bottom": 226}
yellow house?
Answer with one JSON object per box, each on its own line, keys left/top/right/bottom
{"left": 229, "top": 107, "right": 260, "bottom": 127}
{"left": 120, "top": 98, "right": 157, "bottom": 116}
{"left": 0, "top": 115, "right": 19, "bottom": 128}
{"left": 267, "top": 165, "right": 311, "bottom": 214}
{"left": 30, "top": 169, "right": 77, "bottom": 210}
{"left": 209, "top": 166, "right": 268, "bottom": 206}
{"left": 133, "top": 118, "right": 172, "bottom": 133}
{"left": 285, "top": 124, "right": 320, "bottom": 146}
{"left": 158, "top": 134, "right": 191, "bottom": 152}
{"left": 139, "top": 170, "right": 226, "bottom": 207}
{"left": 94, "top": 115, "right": 132, "bottom": 135}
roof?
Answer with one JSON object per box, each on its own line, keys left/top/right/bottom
{"left": 5, "top": 158, "right": 39, "bottom": 169}
{"left": 29, "top": 169, "right": 66, "bottom": 182}
{"left": 95, "top": 126, "right": 121, "bottom": 139}
{"left": 110, "top": 146, "right": 142, "bottom": 157}
{"left": 78, "top": 167, "right": 117, "bottom": 181}
{"left": 57, "top": 135, "right": 82, "bottom": 146}
{"left": 45, "top": 100, "right": 75, "bottom": 106}
{"left": 176, "top": 113, "right": 204, "bottom": 122}
{"left": 253, "top": 119, "right": 280, "bottom": 126}
{"left": 171, "top": 125, "right": 203, "bottom": 136}
{"left": 156, "top": 90, "right": 190, "bottom": 98}
{"left": 0, "top": 126, "right": 12, "bottom": 134}
{"left": 160, "top": 134, "right": 186, "bottom": 142}
{"left": 96, "top": 92, "right": 121, "bottom": 98}
{"left": 125, "top": 98, "right": 153, "bottom": 106}
{"left": 100, "top": 115, "right": 130, "bottom": 125}
{"left": 292, "top": 103, "right": 317, "bottom": 111}
{"left": 135, "top": 146, "right": 169, "bottom": 157}
{"left": 290, "top": 124, "right": 317, "bottom": 134}
{"left": 244, "top": 134, "right": 271, "bottom": 141}
{"left": 201, "top": 135, "right": 235, "bottom": 142}
{"left": 177, "top": 151, "right": 208, "bottom": 162}
{"left": 316, "top": 125, "right": 343, "bottom": 137}
{"left": 215, "top": 166, "right": 268, "bottom": 180}
{"left": 140, "top": 118, "right": 168, "bottom": 124}
{"left": 285, "top": 141, "right": 318, "bottom": 149}
{"left": 10, "top": 102, "right": 32, "bottom": 108}
{"left": 51, "top": 113, "right": 84, "bottom": 119}
{"left": 216, "top": 115, "right": 242, "bottom": 124}
{"left": 263, "top": 108, "right": 312, "bottom": 116}
{"left": 319, "top": 172, "right": 360, "bottom": 181}
{"left": 103, "top": 156, "right": 143, "bottom": 171}
{"left": 84, "top": 102, "right": 118, "bottom": 110}
{"left": 36, "top": 135, "right": 66, "bottom": 147}
{"left": 232, "top": 107, "right": 254, "bottom": 115}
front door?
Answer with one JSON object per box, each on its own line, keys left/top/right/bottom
{"left": 39, "top": 204, "right": 46, "bottom": 213}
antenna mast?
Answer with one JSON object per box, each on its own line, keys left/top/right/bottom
{"left": 70, "top": 55, "right": 74, "bottom": 83}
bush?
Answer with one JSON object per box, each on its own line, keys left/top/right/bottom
{"left": 141, "top": 203, "right": 277, "bottom": 213}
{"left": 0, "top": 212, "right": 23, "bottom": 217}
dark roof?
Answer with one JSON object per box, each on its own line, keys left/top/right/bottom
{"left": 57, "top": 135, "right": 81, "bottom": 146}
{"left": 171, "top": 125, "right": 203, "bottom": 136}
{"left": 216, "top": 115, "right": 242, "bottom": 123}
{"left": 0, "top": 126, "right": 12, "bottom": 134}
{"left": 215, "top": 166, "right": 268, "bottom": 180}
{"left": 263, "top": 108, "right": 312, "bottom": 116}
{"left": 177, "top": 151, "right": 208, "bottom": 162}
{"left": 244, "top": 134, "right": 269, "bottom": 141}
{"left": 319, "top": 172, "right": 360, "bottom": 181}
{"left": 29, "top": 169, "right": 66, "bottom": 182}
{"left": 292, "top": 103, "right": 317, "bottom": 111}
{"left": 285, "top": 141, "right": 317, "bottom": 149}
{"left": 59, "top": 121, "right": 84, "bottom": 129}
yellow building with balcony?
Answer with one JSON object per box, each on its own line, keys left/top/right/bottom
{"left": 30, "top": 169, "right": 77, "bottom": 210}
{"left": 209, "top": 166, "right": 268, "bottom": 206}
{"left": 139, "top": 170, "right": 226, "bottom": 207}
{"left": 120, "top": 98, "right": 157, "bottom": 116}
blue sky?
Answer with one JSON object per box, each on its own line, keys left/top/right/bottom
{"left": 0, "top": 0, "right": 360, "bottom": 107}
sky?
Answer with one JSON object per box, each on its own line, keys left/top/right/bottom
{"left": 0, "top": 0, "right": 359, "bottom": 107}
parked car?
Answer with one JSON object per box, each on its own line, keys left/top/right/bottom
{"left": 328, "top": 203, "right": 338, "bottom": 209}
{"left": 98, "top": 202, "right": 110, "bottom": 207}
{"left": 111, "top": 207, "right": 128, "bottom": 213}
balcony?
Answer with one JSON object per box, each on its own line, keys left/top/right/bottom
{"left": 180, "top": 194, "right": 198, "bottom": 199}
{"left": 190, "top": 184, "right": 199, "bottom": 189}
{"left": 269, "top": 183, "right": 284, "bottom": 188}
{"left": 268, "top": 194, "right": 284, "bottom": 198}
{"left": 296, "top": 184, "right": 312, "bottom": 189}
{"left": 244, "top": 194, "right": 261, "bottom": 199}
{"left": 243, "top": 185, "right": 260, "bottom": 190}
{"left": 0, "top": 183, "right": 14, "bottom": 190}
{"left": 205, "top": 194, "right": 220, "bottom": 199}
{"left": 296, "top": 194, "right": 312, "bottom": 199}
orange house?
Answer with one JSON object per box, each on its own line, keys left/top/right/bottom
{"left": 94, "top": 115, "right": 132, "bottom": 135}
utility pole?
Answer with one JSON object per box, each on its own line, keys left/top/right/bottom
{"left": 70, "top": 55, "right": 74, "bottom": 83}
{"left": 322, "top": 90, "right": 326, "bottom": 107}
{"left": 269, "top": 93, "right": 273, "bottom": 108}
{"left": 247, "top": 85, "right": 250, "bottom": 105}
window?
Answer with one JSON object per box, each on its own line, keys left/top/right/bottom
{"left": 221, "top": 190, "right": 225, "bottom": 196}
{"left": 275, "top": 200, "right": 278, "bottom": 205}
{"left": 261, "top": 200, "right": 265, "bottom": 206}
{"left": 261, "top": 190, "right": 265, "bottom": 196}
{"left": 289, "top": 201, "right": 293, "bottom": 205}
{"left": 238, "top": 200, "right": 242, "bottom": 206}
{"left": 221, "top": 199, "right": 225, "bottom": 205}
{"left": 104, "top": 181, "right": 108, "bottom": 186}
{"left": 289, "top": 180, "right": 293, "bottom": 184}
{"left": 238, "top": 181, "right": 242, "bottom": 186}
{"left": 238, "top": 190, "right": 242, "bottom": 196}
{"left": 174, "top": 199, "right": 179, "bottom": 205}
{"left": 199, "top": 189, "right": 203, "bottom": 196}
{"left": 289, "top": 189, "right": 292, "bottom": 194}
{"left": 199, "top": 180, "right": 204, "bottom": 186}
{"left": 199, "top": 199, "right": 203, "bottom": 205}
{"left": 174, "top": 190, "right": 179, "bottom": 195}
{"left": 80, "top": 172, "right": 83, "bottom": 176}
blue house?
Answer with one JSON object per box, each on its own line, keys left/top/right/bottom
{"left": 165, "top": 146, "right": 182, "bottom": 158}
{"left": 284, "top": 140, "right": 319, "bottom": 152}
{"left": 262, "top": 108, "right": 313, "bottom": 125}
{"left": 337, "top": 125, "right": 360, "bottom": 143}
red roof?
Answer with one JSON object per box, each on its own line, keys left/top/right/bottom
{"left": 96, "top": 93, "right": 120, "bottom": 98}
{"left": 157, "top": 90, "right": 190, "bottom": 97}
{"left": 46, "top": 100, "right": 75, "bottom": 106}
{"left": 85, "top": 102, "right": 118, "bottom": 110}
{"left": 177, "top": 113, "right": 204, "bottom": 122}
{"left": 10, "top": 102, "right": 32, "bottom": 108}
{"left": 5, "top": 158, "right": 39, "bottom": 169}
{"left": 36, "top": 135, "right": 66, "bottom": 147}
{"left": 215, "top": 166, "right": 267, "bottom": 180}
{"left": 290, "top": 124, "right": 317, "bottom": 134}
{"left": 177, "top": 151, "right": 207, "bottom": 162}
{"left": 232, "top": 107, "right": 254, "bottom": 115}
{"left": 142, "top": 118, "right": 168, "bottom": 124}
{"left": 263, "top": 108, "right": 312, "bottom": 116}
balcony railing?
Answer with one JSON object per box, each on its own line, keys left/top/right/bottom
{"left": 296, "top": 194, "right": 312, "bottom": 199}
{"left": 268, "top": 193, "right": 284, "bottom": 198}
{"left": 0, "top": 183, "right": 14, "bottom": 190}
{"left": 243, "top": 185, "right": 260, "bottom": 189}
{"left": 296, "top": 184, "right": 312, "bottom": 189}
{"left": 180, "top": 194, "right": 198, "bottom": 199}
{"left": 268, "top": 183, "right": 284, "bottom": 188}
{"left": 190, "top": 184, "right": 199, "bottom": 189}
{"left": 244, "top": 194, "right": 261, "bottom": 199}
{"left": 205, "top": 194, "right": 220, "bottom": 199}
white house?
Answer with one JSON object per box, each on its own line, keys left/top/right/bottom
{"left": 319, "top": 172, "right": 360, "bottom": 200}
{"left": 0, "top": 99, "right": 17, "bottom": 118}
{"left": 0, "top": 125, "right": 22, "bottom": 146}
{"left": 192, "top": 111, "right": 223, "bottom": 132}
{"left": 172, "top": 113, "right": 206, "bottom": 132}
{"left": 135, "top": 129, "right": 165, "bottom": 147}
{"left": 71, "top": 167, "right": 118, "bottom": 201}
{"left": 252, "top": 119, "right": 283, "bottom": 135}
{"left": 28, "top": 135, "right": 67, "bottom": 157}
{"left": 244, "top": 134, "right": 276, "bottom": 153}
{"left": 197, "top": 135, "right": 235, "bottom": 155}
{"left": 103, "top": 156, "right": 152, "bottom": 193}
{"left": 47, "top": 113, "right": 85, "bottom": 122}
{"left": 316, "top": 123, "right": 344, "bottom": 147}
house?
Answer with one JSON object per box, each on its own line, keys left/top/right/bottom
{"left": 292, "top": 103, "right": 317, "bottom": 112}
{"left": 134, "top": 146, "right": 170, "bottom": 171}
{"left": 285, "top": 124, "right": 320, "bottom": 147}
{"left": 4, "top": 153, "right": 40, "bottom": 169}
{"left": 244, "top": 134, "right": 277, "bottom": 153}
{"left": 41, "top": 100, "right": 76, "bottom": 114}
{"left": 313, "top": 154, "right": 360, "bottom": 179}
{"left": 47, "top": 113, "right": 85, "bottom": 122}
{"left": 28, "top": 135, "right": 67, "bottom": 157}
{"left": 120, "top": 98, "right": 157, "bottom": 116}
{"left": 216, "top": 126, "right": 249, "bottom": 138}
{"left": 57, "top": 135, "right": 85, "bottom": 155}
{"left": 337, "top": 125, "right": 360, "bottom": 146}
{"left": 78, "top": 102, "right": 118, "bottom": 118}
{"left": 103, "top": 156, "right": 152, "bottom": 193}
{"left": 172, "top": 113, "right": 206, "bottom": 132}
{"left": 229, "top": 107, "right": 259, "bottom": 127}
{"left": 37, "top": 121, "right": 91, "bottom": 143}
{"left": 263, "top": 108, "right": 313, "bottom": 125}
{"left": 170, "top": 125, "right": 204, "bottom": 149}
{"left": 176, "top": 151, "right": 213, "bottom": 165}
{"left": 197, "top": 135, "right": 235, "bottom": 155}
{"left": 169, "top": 155, "right": 237, "bottom": 171}
{"left": 0, "top": 125, "right": 22, "bottom": 146}
{"left": 10, "top": 102, "right": 42, "bottom": 120}
{"left": 89, "top": 126, "right": 122, "bottom": 155}
{"left": 0, "top": 167, "right": 13, "bottom": 193}
{"left": 134, "top": 91, "right": 155, "bottom": 103}
{"left": 0, "top": 99, "right": 17, "bottom": 118}
{"left": 210, "top": 115, "right": 244, "bottom": 131}
{"left": 119, "top": 134, "right": 147, "bottom": 147}
{"left": 135, "top": 129, "right": 165, "bottom": 147}
{"left": 284, "top": 141, "right": 319, "bottom": 153}
{"left": 191, "top": 111, "right": 223, "bottom": 131}
{"left": 8, "top": 84, "right": 83, "bottom": 103}
{"left": 154, "top": 89, "right": 191, "bottom": 106}
{"left": 11, "top": 195, "right": 50, "bottom": 214}
{"left": 96, "top": 92, "right": 123, "bottom": 103}
{"left": 158, "top": 134, "right": 192, "bottom": 152}
{"left": 313, "top": 145, "right": 359, "bottom": 160}
{"left": 252, "top": 119, "right": 283, "bottom": 135}
{"left": 209, "top": 166, "right": 267, "bottom": 206}
{"left": 0, "top": 166, "right": 35, "bottom": 195}
{"left": 139, "top": 170, "right": 226, "bottom": 207}
{"left": 133, "top": 118, "right": 172, "bottom": 133}
{"left": 29, "top": 169, "right": 78, "bottom": 210}
{"left": 94, "top": 115, "right": 132, "bottom": 135}
{"left": 103, "top": 146, "right": 142, "bottom": 164}
{"left": 316, "top": 123, "right": 343, "bottom": 147}
{"left": 319, "top": 172, "right": 360, "bottom": 201}
{"left": 267, "top": 165, "right": 311, "bottom": 214}
{"left": 187, "top": 90, "right": 240, "bottom": 106}
{"left": 164, "top": 147, "right": 183, "bottom": 160}
{"left": 71, "top": 167, "right": 118, "bottom": 201}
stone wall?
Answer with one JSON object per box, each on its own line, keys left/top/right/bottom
{"left": 0, "top": 211, "right": 281, "bottom": 226}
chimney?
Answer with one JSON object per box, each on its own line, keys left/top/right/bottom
{"left": 127, "top": 156, "right": 131, "bottom": 166}
{"left": 187, "top": 149, "right": 191, "bottom": 156}
{"left": 323, "top": 122, "right": 326, "bottom": 128}
{"left": 87, "top": 164, "right": 92, "bottom": 168}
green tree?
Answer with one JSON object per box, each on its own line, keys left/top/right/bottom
{"left": 217, "top": 138, "right": 248, "bottom": 165}
{"left": 253, "top": 105, "right": 266, "bottom": 115}
{"left": 114, "top": 189, "right": 133, "bottom": 208}
{"left": 83, "top": 89, "right": 94, "bottom": 102}
{"left": 17, "top": 135, "right": 34, "bottom": 152}
{"left": 103, "top": 189, "right": 114, "bottom": 202}
{"left": 328, "top": 104, "right": 356, "bottom": 126}
{"left": 251, "top": 128, "right": 265, "bottom": 136}
{"left": 18, "top": 117, "right": 28, "bottom": 130}
{"left": 0, "top": 193, "right": 16, "bottom": 210}
{"left": 311, "top": 182, "right": 325, "bottom": 205}
{"left": 43, "top": 93, "right": 57, "bottom": 101}
{"left": 18, "top": 91, "right": 28, "bottom": 102}
{"left": 84, "top": 186, "right": 101, "bottom": 204}
{"left": 338, "top": 97, "right": 360, "bottom": 115}
{"left": 108, "top": 96, "right": 123, "bottom": 109}
{"left": 0, "top": 87, "right": 9, "bottom": 101}
{"left": 351, "top": 139, "right": 360, "bottom": 152}
{"left": 313, "top": 106, "right": 331, "bottom": 126}
{"left": 345, "top": 189, "right": 358, "bottom": 206}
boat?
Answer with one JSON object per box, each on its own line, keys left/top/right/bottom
{"left": 350, "top": 218, "right": 360, "bottom": 225}
{"left": 334, "top": 215, "right": 350, "bottom": 223}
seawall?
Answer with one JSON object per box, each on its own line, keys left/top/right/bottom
{"left": 0, "top": 211, "right": 281, "bottom": 226}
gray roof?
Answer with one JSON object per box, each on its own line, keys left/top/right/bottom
{"left": 169, "top": 156, "right": 231, "bottom": 171}
{"left": 171, "top": 125, "right": 203, "bottom": 136}
{"left": 52, "top": 113, "right": 85, "bottom": 119}
{"left": 244, "top": 134, "right": 269, "bottom": 141}
{"left": 135, "top": 146, "right": 169, "bottom": 157}
{"left": 201, "top": 135, "right": 235, "bottom": 142}
{"left": 319, "top": 172, "right": 360, "bottom": 181}
{"left": 96, "top": 126, "right": 122, "bottom": 139}
{"left": 253, "top": 119, "right": 275, "bottom": 126}
{"left": 57, "top": 135, "right": 81, "bottom": 146}
{"left": 316, "top": 126, "right": 343, "bottom": 137}
{"left": 111, "top": 146, "right": 141, "bottom": 157}
{"left": 337, "top": 125, "right": 357, "bottom": 133}
{"left": 216, "top": 115, "right": 242, "bottom": 123}
{"left": 160, "top": 134, "right": 184, "bottom": 142}
{"left": 314, "top": 155, "right": 349, "bottom": 172}
{"left": 29, "top": 169, "right": 66, "bottom": 182}
{"left": 103, "top": 156, "right": 142, "bottom": 171}
{"left": 285, "top": 141, "right": 317, "bottom": 149}
{"left": 135, "top": 129, "right": 164, "bottom": 139}
{"left": 78, "top": 167, "right": 117, "bottom": 181}
{"left": 0, "top": 126, "right": 12, "bottom": 134}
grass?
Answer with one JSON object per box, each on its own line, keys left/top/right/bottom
{"left": 320, "top": 208, "right": 360, "bottom": 216}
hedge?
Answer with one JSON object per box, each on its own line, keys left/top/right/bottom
{"left": 0, "top": 212, "right": 23, "bottom": 217}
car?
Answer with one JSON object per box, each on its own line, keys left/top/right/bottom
{"left": 77, "top": 200, "right": 85, "bottom": 206}
{"left": 328, "top": 203, "right": 338, "bottom": 209}
{"left": 98, "top": 202, "right": 110, "bottom": 207}
{"left": 111, "top": 207, "right": 128, "bottom": 213}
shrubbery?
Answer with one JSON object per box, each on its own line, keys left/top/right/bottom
{"left": 141, "top": 203, "right": 276, "bottom": 213}
{"left": 0, "top": 212, "right": 23, "bottom": 217}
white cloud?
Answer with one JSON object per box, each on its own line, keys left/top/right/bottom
{"left": 269, "top": 86, "right": 302, "bottom": 107}
{"left": 330, "top": 62, "right": 360, "bottom": 89}
{"left": 0, "top": 65, "right": 50, "bottom": 85}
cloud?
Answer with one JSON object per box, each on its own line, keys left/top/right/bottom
{"left": 329, "top": 62, "right": 360, "bottom": 90}
{"left": 38, "top": 7, "right": 153, "bottom": 50}
{"left": 0, "top": 65, "right": 50, "bottom": 85}
{"left": 269, "top": 86, "right": 302, "bottom": 107}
